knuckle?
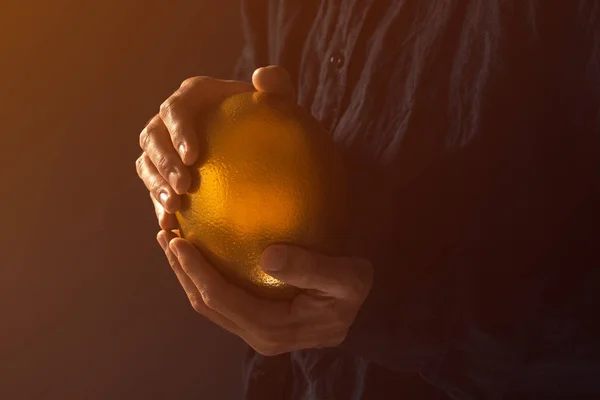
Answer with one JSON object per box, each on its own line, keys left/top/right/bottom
{"left": 135, "top": 155, "right": 145, "bottom": 176}
{"left": 159, "top": 95, "right": 180, "bottom": 119}
{"left": 188, "top": 293, "right": 205, "bottom": 313}
{"left": 180, "top": 75, "right": 210, "bottom": 89}
{"left": 154, "top": 153, "right": 174, "bottom": 173}
{"left": 138, "top": 127, "right": 152, "bottom": 150}
{"left": 148, "top": 174, "right": 163, "bottom": 192}
{"left": 201, "top": 291, "right": 218, "bottom": 310}
{"left": 139, "top": 115, "right": 161, "bottom": 149}
{"left": 202, "top": 283, "right": 232, "bottom": 311}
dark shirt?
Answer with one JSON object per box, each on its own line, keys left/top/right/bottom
{"left": 233, "top": 1, "right": 600, "bottom": 399}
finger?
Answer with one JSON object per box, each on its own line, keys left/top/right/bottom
{"left": 135, "top": 153, "right": 181, "bottom": 213}
{"left": 168, "top": 238, "right": 293, "bottom": 332}
{"left": 252, "top": 66, "right": 296, "bottom": 100}
{"left": 159, "top": 77, "right": 254, "bottom": 166}
{"left": 261, "top": 245, "right": 372, "bottom": 301}
{"left": 139, "top": 115, "right": 191, "bottom": 195}
{"left": 150, "top": 193, "right": 178, "bottom": 231}
{"left": 156, "top": 230, "right": 243, "bottom": 336}
{"left": 158, "top": 232, "right": 295, "bottom": 355}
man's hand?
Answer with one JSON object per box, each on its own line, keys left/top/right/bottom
{"left": 136, "top": 65, "right": 373, "bottom": 354}
{"left": 135, "top": 66, "right": 296, "bottom": 230}
{"left": 157, "top": 230, "right": 373, "bottom": 356}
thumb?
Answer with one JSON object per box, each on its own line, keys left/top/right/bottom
{"left": 260, "top": 245, "right": 369, "bottom": 299}
{"left": 252, "top": 66, "right": 296, "bottom": 100}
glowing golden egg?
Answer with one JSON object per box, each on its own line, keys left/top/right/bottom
{"left": 175, "top": 92, "right": 347, "bottom": 300}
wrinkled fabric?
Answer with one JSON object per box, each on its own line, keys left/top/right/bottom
{"left": 232, "top": 1, "right": 600, "bottom": 399}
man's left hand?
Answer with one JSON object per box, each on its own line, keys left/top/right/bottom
{"left": 157, "top": 230, "right": 373, "bottom": 356}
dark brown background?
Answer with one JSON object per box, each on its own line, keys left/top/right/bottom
{"left": 1, "top": 1, "right": 248, "bottom": 399}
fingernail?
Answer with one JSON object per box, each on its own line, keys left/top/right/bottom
{"left": 159, "top": 191, "right": 169, "bottom": 206}
{"left": 157, "top": 234, "right": 168, "bottom": 250}
{"left": 168, "top": 170, "right": 179, "bottom": 191}
{"left": 178, "top": 143, "right": 187, "bottom": 159}
{"left": 261, "top": 246, "right": 287, "bottom": 272}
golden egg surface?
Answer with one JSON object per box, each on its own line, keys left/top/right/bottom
{"left": 176, "top": 92, "right": 347, "bottom": 300}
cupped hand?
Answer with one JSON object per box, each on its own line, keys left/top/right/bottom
{"left": 135, "top": 66, "right": 296, "bottom": 230}
{"left": 137, "top": 66, "right": 372, "bottom": 355}
{"left": 157, "top": 230, "right": 373, "bottom": 356}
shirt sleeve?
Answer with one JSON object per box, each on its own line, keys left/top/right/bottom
{"left": 340, "top": 3, "right": 600, "bottom": 398}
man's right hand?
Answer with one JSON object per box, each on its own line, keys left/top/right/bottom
{"left": 135, "top": 66, "right": 296, "bottom": 230}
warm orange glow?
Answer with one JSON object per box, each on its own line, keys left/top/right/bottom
{"left": 177, "top": 92, "right": 347, "bottom": 299}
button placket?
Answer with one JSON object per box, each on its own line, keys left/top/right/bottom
{"left": 325, "top": 1, "right": 374, "bottom": 133}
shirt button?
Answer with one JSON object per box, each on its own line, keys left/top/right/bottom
{"left": 329, "top": 52, "right": 345, "bottom": 69}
